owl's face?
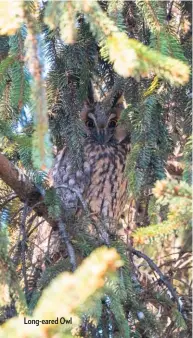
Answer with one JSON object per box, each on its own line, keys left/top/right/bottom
{"left": 81, "top": 94, "right": 128, "bottom": 145}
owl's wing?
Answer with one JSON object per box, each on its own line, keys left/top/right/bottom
{"left": 51, "top": 146, "right": 90, "bottom": 214}
{"left": 32, "top": 147, "right": 91, "bottom": 272}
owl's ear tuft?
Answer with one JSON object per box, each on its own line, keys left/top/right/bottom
{"left": 112, "top": 92, "right": 124, "bottom": 107}
{"left": 112, "top": 92, "right": 125, "bottom": 118}
{"left": 80, "top": 100, "right": 90, "bottom": 121}
{"left": 80, "top": 81, "right": 95, "bottom": 120}
{"left": 87, "top": 80, "right": 95, "bottom": 105}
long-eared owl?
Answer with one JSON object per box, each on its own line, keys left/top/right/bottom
{"left": 52, "top": 88, "right": 131, "bottom": 222}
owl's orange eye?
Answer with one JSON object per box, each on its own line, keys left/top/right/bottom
{"left": 86, "top": 119, "right": 95, "bottom": 128}
{"left": 108, "top": 119, "right": 117, "bottom": 128}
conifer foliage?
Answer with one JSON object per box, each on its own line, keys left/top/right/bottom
{"left": 0, "top": 1, "right": 192, "bottom": 337}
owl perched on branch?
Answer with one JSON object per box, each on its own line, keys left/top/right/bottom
{"left": 52, "top": 84, "right": 131, "bottom": 222}
{"left": 32, "top": 85, "right": 131, "bottom": 268}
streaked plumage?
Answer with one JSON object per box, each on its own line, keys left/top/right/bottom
{"left": 52, "top": 91, "right": 130, "bottom": 222}
{"left": 32, "top": 90, "right": 131, "bottom": 269}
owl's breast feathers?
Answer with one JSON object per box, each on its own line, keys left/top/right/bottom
{"left": 84, "top": 141, "right": 130, "bottom": 219}
{"left": 52, "top": 141, "right": 130, "bottom": 220}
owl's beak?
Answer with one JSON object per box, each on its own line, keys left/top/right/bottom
{"left": 97, "top": 129, "right": 106, "bottom": 144}
{"left": 97, "top": 129, "right": 113, "bottom": 144}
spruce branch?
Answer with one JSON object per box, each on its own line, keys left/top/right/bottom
{"left": 0, "top": 247, "right": 123, "bottom": 337}
{"left": 43, "top": 0, "right": 189, "bottom": 84}
{"left": 130, "top": 247, "right": 187, "bottom": 321}
{"left": 0, "top": 228, "right": 27, "bottom": 315}
{"left": 0, "top": 152, "right": 56, "bottom": 228}
{"left": 76, "top": 0, "right": 189, "bottom": 84}
{"left": 0, "top": 193, "right": 17, "bottom": 211}
{"left": 0, "top": 1, "right": 23, "bottom": 36}
{"left": 24, "top": 2, "right": 52, "bottom": 171}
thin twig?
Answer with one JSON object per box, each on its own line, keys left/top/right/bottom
{"left": 47, "top": 226, "right": 55, "bottom": 260}
{"left": 130, "top": 247, "right": 187, "bottom": 320}
{"left": 167, "top": 0, "right": 174, "bottom": 21}
{"left": 28, "top": 239, "right": 52, "bottom": 263}
{"left": 9, "top": 206, "right": 24, "bottom": 223}
{"left": 0, "top": 193, "right": 18, "bottom": 210}
{"left": 27, "top": 218, "right": 45, "bottom": 238}
{"left": 26, "top": 213, "right": 38, "bottom": 233}
{"left": 58, "top": 220, "right": 76, "bottom": 272}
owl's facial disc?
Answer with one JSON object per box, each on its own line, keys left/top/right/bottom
{"left": 81, "top": 98, "right": 128, "bottom": 145}
{"left": 86, "top": 112, "right": 117, "bottom": 144}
